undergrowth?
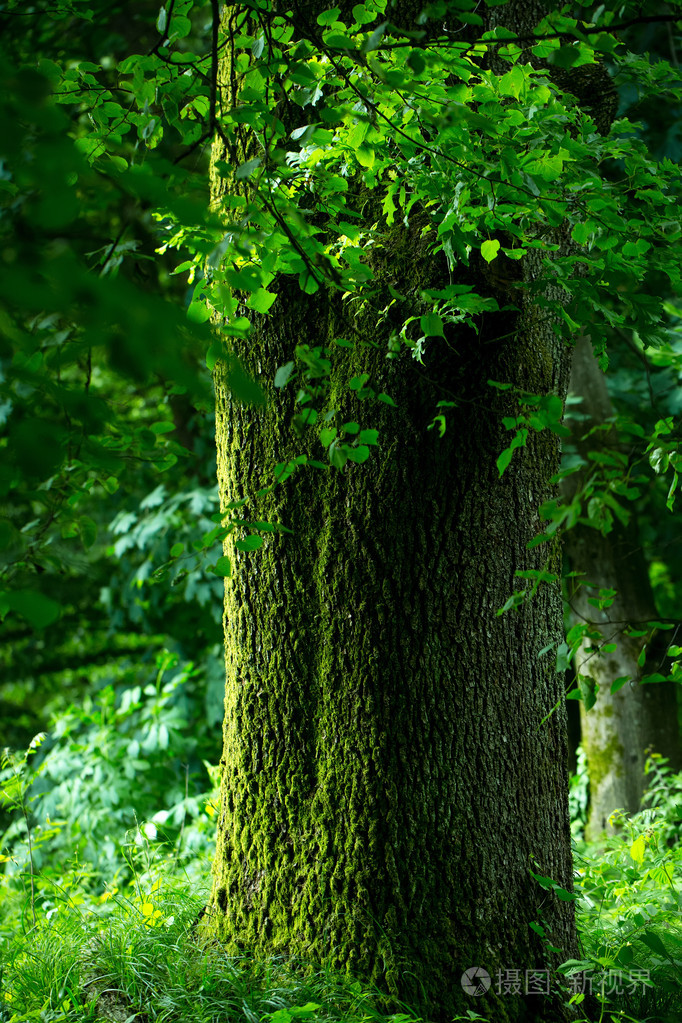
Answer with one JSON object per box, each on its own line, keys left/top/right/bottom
{"left": 2, "top": 681, "right": 682, "bottom": 1023}
{"left": 0, "top": 872, "right": 415, "bottom": 1023}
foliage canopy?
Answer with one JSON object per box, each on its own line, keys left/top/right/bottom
{"left": 1, "top": 0, "right": 682, "bottom": 583}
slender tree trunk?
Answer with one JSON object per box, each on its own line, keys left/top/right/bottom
{"left": 204, "top": 5, "right": 580, "bottom": 1021}
{"left": 564, "top": 335, "right": 680, "bottom": 839}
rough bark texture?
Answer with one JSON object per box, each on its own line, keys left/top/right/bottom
{"left": 564, "top": 335, "right": 681, "bottom": 840}
{"left": 204, "top": 4, "right": 581, "bottom": 1021}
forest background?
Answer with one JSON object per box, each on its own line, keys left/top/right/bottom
{"left": 3, "top": 1, "right": 682, "bottom": 1022}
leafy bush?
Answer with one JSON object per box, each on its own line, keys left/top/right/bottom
{"left": 0, "top": 650, "right": 221, "bottom": 923}
{"left": 3, "top": 702, "right": 682, "bottom": 1022}
{"left": 640, "top": 754, "right": 682, "bottom": 846}
{"left": 565, "top": 783, "right": 682, "bottom": 1023}
{"left": 104, "top": 479, "right": 224, "bottom": 652}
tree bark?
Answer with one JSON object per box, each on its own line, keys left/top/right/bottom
{"left": 563, "top": 334, "right": 681, "bottom": 840}
{"left": 203, "top": 4, "right": 580, "bottom": 1021}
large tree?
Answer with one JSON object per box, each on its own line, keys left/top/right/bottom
{"left": 195, "top": 2, "right": 650, "bottom": 1020}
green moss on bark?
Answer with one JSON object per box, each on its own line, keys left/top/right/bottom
{"left": 204, "top": 261, "right": 578, "bottom": 1022}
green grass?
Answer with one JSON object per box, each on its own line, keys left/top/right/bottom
{"left": 0, "top": 879, "right": 420, "bottom": 1023}
{"left": 3, "top": 729, "right": 682, "bottom": 1023}
{"left": 1, "top": 861, "right": 680, "bottom": 1023}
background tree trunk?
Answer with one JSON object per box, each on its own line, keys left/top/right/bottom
{"left": 563, "top": 334, "right": 681, "bottom": 839}
{"left": 203, "top": 4, "right": 580, "bottom": 1021}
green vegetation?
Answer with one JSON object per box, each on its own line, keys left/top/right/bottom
{"left": 3, "top": 0, "right": 682, "bottom": 1019}
{"left": 2, "top": 721, "right": 682, "bottom": 1022}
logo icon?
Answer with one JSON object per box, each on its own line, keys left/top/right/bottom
{"left": 461, "top": 966, "right": 491, "bottom": 996}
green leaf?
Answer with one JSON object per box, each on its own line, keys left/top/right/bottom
{"left": 346, "top": 445, "right": 370, "bottom": 463}
{"left": 578, "top": 674, "right": 597, "bottom": 711}
{"left": 525, "top": 152, "right": 566, "bottom": 182}
{"left": 382, "top": 181, "right": 398, "bottom": 225}
{"left": 359, "top": 429, "right": 379, "bottom": 445}
{"left": 286, "top": 1005, "right": 321, "bottom": 1018}
{"left": 648, "top": 447, "right": 669, "bottom": 474}
{"left": 235, "top": 536, "right": 264, "bottom": 552}
{"left": 667, "top": 470, "right": 679, "bottom": 511}
{"left": 79, "top": 516, "right": 97, "bottom": 550}
{"left": 236, "top": 158, "right": 262, "bottom": 180}
{"left": 529, "top": 870, "right": 556, "bottom": 890}
{"left": 571, "top": 222, "right": 595, "bottom": 245}
{"left": 555, "top": 642, "right": 571, "bottom": 673}
{"left": 212, "top": 556, "right": 232, "bottom": 576}
{"left": 206, "top": 342, "right": 222, "bottom": 372}
{"left": 640, "top": 673, "right": 667, "bottom": 685}
{"left": 630, "top": 836, "right": 646, "bottom": 865}
{"left": 420, "top": 312, "right": 445, "bottom": 337}
{"left": 317, "top": 7, "right": 341, "bottom": 25}
{"left": 247, "top": 289, "right": 278, "bottom": 314}
{"left": 481, "top": 239, "right": 501, "bottom": 263}
{"left": 496, "top": 428, "right": 528, "bottom": 477}
{"left": 226, "top": 357, "right": 267, "bottom": 405}
{"left": 623, "top": 239, "right": 651, "bottom": 257}
{"left": 274, "top": 362, "right": 295, "bottom": 388}
{"left": 610, "top": 676, "right": 630, "bottom": 694}
{"left": 356, "top": 146, "right": 375, "bottom": 169}
{"left": 499, "top": 65, "right": 526, "bottom": 99}
{"left": 324, "top": 32, "right": 354, "bottom": 49}
{"left": 329, "top": 442, "right": 348, "bottom": 470}
{"left": 300, "top": 273, "right": 320, "bottom": 295}
{"left": 320, "top": 427, "right": 337, "bottom": 446}
{"left": 170, "top": 543, "right": 185, "bottom": 557}
{"left": 187, "top": 301, "right": 210, "bottom": 324}
{"left": 407, "top": 51, "right": 426, "bottom": 75}
{"left": 353, "top": 3, "right": 376, "bottom": 25}
{"left": 236, "top": 520, "right": 292, "bottom": 534}
{"left": 171, "top": 14, "right": 191, "bottom": 37}
{"left": 547, "top": 44, "right": 584, "bottom": 69}
{"left": 497, "top": 447, "right": 514, "bottom": 476}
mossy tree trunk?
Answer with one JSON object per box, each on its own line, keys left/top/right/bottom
{"left": 204, "top": 4, "right": 580, "bottom": 1021}
{"left": 564, "top": 335, "right": 680, "bottom": 839}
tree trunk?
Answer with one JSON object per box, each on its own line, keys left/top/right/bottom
{"left": 203, "top": 5, "right": 579, "bottom": 1021}
{"left": 564, "top": 335, "right": 681, "bottom": 840}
